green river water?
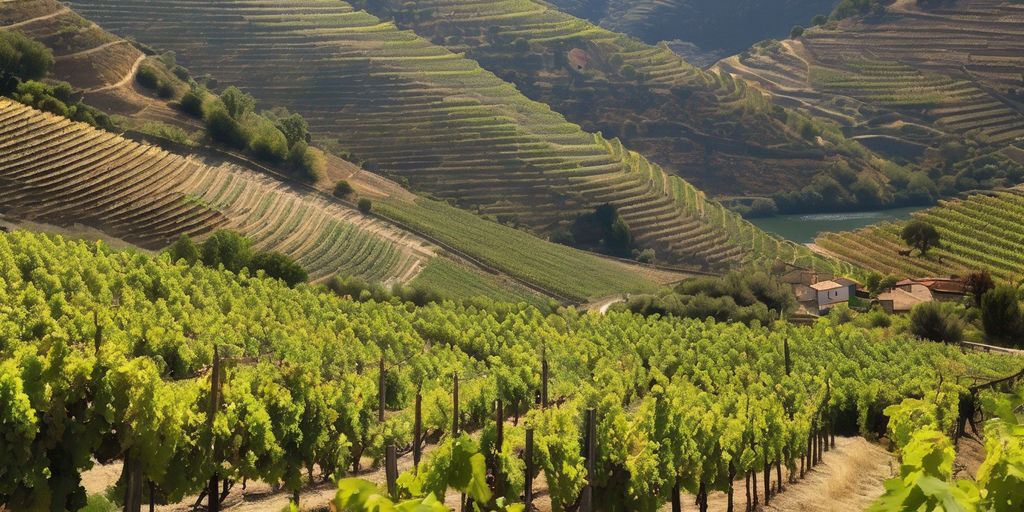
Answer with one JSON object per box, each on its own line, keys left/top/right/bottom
{"left": 749, "top": 206, "right": 925, "bottom": 244}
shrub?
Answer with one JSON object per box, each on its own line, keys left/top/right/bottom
{"left": 287, "top": 142, "right": 326, "bottom": 182}
{"left": 156, "top": 82, "right": 176, "bottom": 100}
{"left": 219, "top": 86, "right": 255, "bottom": 120}
{"left": 204, "top": 101, "right": 248, "bottom": 149}
{"left": 333, "top": 180, "right": 355, "bottom": 199}
{"left": 272, "top": 111, "right": 309, "bottom": 148}
{"left": 909, "top": 301, "right": 963, "bottom": 343}
{"left": 178, "top": 88, "right": 206, "bottom": 117}
{"left": 199, "top": 230, "right": 252, "bottom": 273}
{"left": 248, "top": 119, "right": 289, "bottom": 163}
{"left": 249, "top": 251, "right": 308, "bottom": 287}
{"left": 135, "top": 65, "right": 161, "bottom": 90}
{"left": 790, "top": 25, "right": 805, "bottom": 39}
{"left": 358, "top": 198, "right": 373, "bottom": 214}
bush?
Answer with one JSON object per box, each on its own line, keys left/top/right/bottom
{"left": 249, "top": 251, "right": 308, "bottom": 287}
{"left": 627, "top": 269, "right": 796, "bottom": 325}
{"left": 178, "top": 89, "right": 206, "bottom": 117}
{"left": 272, "top": 111, "right": 309, "bottom": 148}
{"left": 0, "top": 31, "right": 53, "bottom": 93}
{"left": 909, "top": 301, "right": 963, "bottom": 343}
{"left": 156, "top": 82, "right": 176, "bottom": 100}
{"left": 790, "top": 25, "right": 805, "bottom": 39}
{"left": 287, "top": 142, "right": 325, "bottom": 182}
{"left": 248, "top": 118, "right": 289, "bottom": 163}
{"left": 358, "top": 198, "right": 373, "bottom": 214}
{"left": 135, "top": 65, "right": 161, "bottom": 90}
{"left": 334, "top": 180, "right": 355, "bottom": 199}
{"left": 219, "top": 86, "right": 255, "bottom": 120}
{"left": 204, "top": 101, "right": 248, "bottom": 149}
{"left": 200, "top": 230, "right": 253, "bottom": 273}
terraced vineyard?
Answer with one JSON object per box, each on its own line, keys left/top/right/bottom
{"left": 0, "top": 98, "right": 427, "bottom": 283}
{"left": 359, "top": 0, "right": 882, "bottom": 196}
{"left": 63, "top": 0, "right": 831, "bottom": 271}
{"left": 717, "top": 0, "right": 1024, "bottom": 150}
{"left": 816, "top": 188, "right": 1024, "bottom": 281}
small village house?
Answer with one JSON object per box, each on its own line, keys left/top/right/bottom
{"left": 810, "top": 280, "right": 850, "bottom": 314}
{"left": 878, "top": 276, "right": 969, "bottom": 314}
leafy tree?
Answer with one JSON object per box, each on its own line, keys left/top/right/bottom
{"left": 272, "top": 112, "right": 309, "bottom": 148}
{"left": 286, "top": 142, "right": 325, "bottom": 182}
{"left": 249, "top": 252, "right": 308, "bottom": 287}
{"left": 811, "top": 15, "right": 828, "bottom": 26}
{"left": 204, "top": 100, "right": 248, "bottom": 149}
{"left": 178, "top": 88, "right": 206, "bottom": 118}
{"left": 248, "top": 118, "right": 289, "bottom": 163}
{"left": 0, "top": 31, "right": 53, "bottom": 93}
{"left": 980, "top": 286, "right": 1023, "bottom": 343}
{"left": 219, "top": 86, "right": 255, "bottom": 121}
{"left": 790, "top": 26, "right": 805, "bottom": 39}
{"left": 333, "top": 180, "right": 355, "bottom": 199}
{"left": 901, "top": 220, "right": 941, "bottom": 256}
{"left": 166, "top": 234, "right": 200, "bottom": 265}
{"left": 199, "top": 230, "right": 253, "bottom": 273}
{"left": 909, "top": 301, "right": 963, "bottom": 343}
{"left": 965, "top": 271, "right": 995, "bottom": 308}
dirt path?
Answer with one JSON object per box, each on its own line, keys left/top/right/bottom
{"left": 86, "top": 53, "right": 145, "bottom": 93}
{"left": 0, "top": 5, "right": 68, "bottom": 29}
{"left": 805, "top": 242, "right": 844, "bottom": 261}
{"left": 55, "top": 39, "right": 130, "bottom": 60}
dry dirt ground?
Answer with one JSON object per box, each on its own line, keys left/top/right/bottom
{"left": 80, "top": 437, "right": 895, "bottom": 512}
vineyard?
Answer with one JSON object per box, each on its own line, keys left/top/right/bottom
{"left": 358, "top": 0, "right": 882, "bottom": 196}
{"left": 1, "top": 231, "right": 1021, "bottom": 511}
{"left": 717, "top": 0, "right": 1024, "bottom": 149}
{"left": 60, "top": 0, "right": 829, "bottom": 271}
{"left": 0, "top": 98, "right": 427, "bottom": 283}
{"left": 816, "top": 188, "right": 1024, "bottom": 281}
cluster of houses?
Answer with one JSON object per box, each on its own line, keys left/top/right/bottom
{"left": 784, "top": 267, "right": 969, "bottom": 316}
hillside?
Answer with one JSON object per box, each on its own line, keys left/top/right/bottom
{"left": 0, "top": 0, "right": 701, "bottom": 303}
{"left": 0, "top": 230, "right": 1019, "bottom": 511}
{"left": 59, "top": 0, "right": 832, "bottom": 272}
{"left": 548, "top": 0, "right": 838, "bottom": 64}
{"left": 816, "top": 187, "right": 1024, "bottom": 281}
{"left": 716, "top": 0, "right": 1024, "bottom": 208}
{"left": 357, "top": 0, "right": 887, "bottom": 199}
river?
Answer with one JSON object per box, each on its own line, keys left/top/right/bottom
{"left": 749, "top": 206, "right": 925, "bottom": 244}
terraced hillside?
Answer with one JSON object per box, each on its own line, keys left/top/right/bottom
{"left": 0, "top": 98, "right": 428, "bottom": 283}
{"left": 816, "top": 188, "right": 1024, "bottom": 281}
{"left": 549, "top": 0, "right": 838, "bottom": 62}
{"left": 358, "top": 0, "right": 885, "bottom": 197}
{"left": 717, "top": 0, "right": 1024, "bottom": 153}
{"left": 61, "top": 0, "right": 830, "bottom": 271}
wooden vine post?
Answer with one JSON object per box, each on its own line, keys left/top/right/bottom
{"left": 208, "top": 345, "right": 223, "bottom": 512}
{"left": 385, "top": 445, "right": 398, "bottom": 500}
{"left": 580, "top": 408, "right": 596, "bottom": 512}
{"left": 524, "top": 428, "right": 534, "bottom": 508}
{"left": 414, "top": 390, "right": 423, "bottom": 471}
{"left": 541, "top": 352, "right": 549, "bottom": 409}
{"left": 453, "top": 373, "right": 460, "bottom": 435}
{"left": 378, "top": 357, "right": 386, "bottom": 423}
{"left": 494, "top": 399, "right": 505, "bottom": 498}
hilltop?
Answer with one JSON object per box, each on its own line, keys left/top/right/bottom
{"left": 716, "top": 0, "right": 1024, "bottom": 212}
{"left": 0, "top": 0, "right": 703, "bottom": 303}
{"left": 357, "top": 0, "right": 888, "bottom": 200}
{"left": 58, "top": 0, "right": 834, "bottom": 272}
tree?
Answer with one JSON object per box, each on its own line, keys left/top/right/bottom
{"left": 0, "top": 31, "right": 53, "bottom": 94}
{"left": 909, "top": 301, "right": 963, "bottom": 343}
{"left": 358, "top": 198, "right": 373, "bottom": 214}
{"left": 248, "top": 118, "right": 289, "bottom": 163}
{"left": 273, "top": 112, "right": 309, "bottom": 148}
{"left": 965, "top": 271, "right": 995, "bottom": 308}
{"left": 249, "top": 252, "right": 308, "bottom": 287}
{"left": 790, "top": 26, "right": 805, "bottom": 39}
{"left": 219, "top": 86, "right": 255, "bottom": 120}
{"left": 200, "top": 230, "right": 253, "bottom": 273}
{"left": 980, "top": 286, "right": 1022, "bottom": 342}
{"left": 333, "top": 180, "right": 355, "bottom": 199}
{"left": 204, "top": 101, "right": 248, "bottom": 149}
{"left": 901, "top": 220, "right": 941, "bottom": 256}
{"left": 167, "top": 234, "right": 200, "bottom": 265}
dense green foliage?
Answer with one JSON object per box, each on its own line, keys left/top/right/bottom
{"left": 909, "top": 301, "right": 963, "bottom": 343}
{"left": 0, "top": 231, "right": 1018, "bottom": 511}
{"left": 0, "top": 30, "right": 52, "bottom": 93}
{"left": 8, "top": 80, "right": 115, "bottom": 131}
{"left": 901, "top": 220, "right": 941, "bottom": 256}
{"left": 167, "top": 231, "right": 308, "bottom": 287}
{"left": 623, "top": 270, "right": 796, "bottom": 325}
{"left": 556, "top": 204, "right": 634, "bottom": 258}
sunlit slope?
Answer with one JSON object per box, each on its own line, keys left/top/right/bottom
{"left": 717, "top": 0, "right": 1024, "bottom": 149}
{"left": 0, "top": 98, "right": 427, "bottom": 283}
{"left": 65, "top": 0, "right": 828, "bottom": 270}
{"left": 817, "top": 188, "right": 1024, "bottom": 281}
{"left": 357, "top": 0, "right": 882, "bottom": 196}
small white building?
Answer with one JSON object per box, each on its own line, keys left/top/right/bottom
{"left": 810, "top": 280, "right": 849, "bottom": 314}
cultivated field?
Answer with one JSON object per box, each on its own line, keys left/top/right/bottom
{"left": 816, "top": 188, "right": 1024, "bottom": 281}
{"left": 62, "top": 0, "right": 831, "bottom": 271}
{"left": 0, "top": 98, "right": 428, "bottom": 283}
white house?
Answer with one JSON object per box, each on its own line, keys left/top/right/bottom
{"left": 810, "top": 280, "right": 849, "bottom": 314}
